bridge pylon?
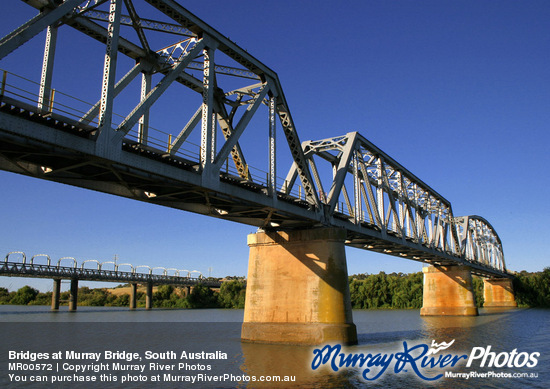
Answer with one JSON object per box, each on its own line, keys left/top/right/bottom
{"left": 420, "top": 265, "right": 479, "bottom": 316}
{"left": 69, "top": 279, "right": 78, "bottom": 312}
{"left": 51, "top": 278, "right": 61, "bottom": 310}
{"left": 483, "top": 278, "right": 517, "bottom": 307}
{"left": 242, "top": 228, "right": 357, "bottom": 345}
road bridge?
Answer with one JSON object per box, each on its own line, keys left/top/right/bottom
{"left": 1, "top": 251, "right": 218, "bottom": 310}
{"left": 0, "top": 0, "right": 516, "bottom": 345}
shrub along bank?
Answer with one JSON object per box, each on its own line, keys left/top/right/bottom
{"left": 1, "top": 268, "right": 548, "bottom": 308}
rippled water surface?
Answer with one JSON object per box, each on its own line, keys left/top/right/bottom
{"left": 1, "top": 306, "right": 548, "bottom": 388}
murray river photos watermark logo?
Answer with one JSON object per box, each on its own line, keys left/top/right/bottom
{"left": 311, "top": 340, "right": 540, "bottom": 381}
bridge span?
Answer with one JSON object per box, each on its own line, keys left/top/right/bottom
{"left": 0, "top": 0, "right": 516, "bottom": 345}
{"left": 1, "top": 251, "right": 219, "bottom": 310}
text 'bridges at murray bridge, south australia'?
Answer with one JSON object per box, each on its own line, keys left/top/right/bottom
{"left": 0, "top": 0, "right": 516, "bottom": 345}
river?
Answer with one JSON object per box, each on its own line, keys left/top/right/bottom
{"left": 0, "top": 306, "right": 548, "bottom": 388}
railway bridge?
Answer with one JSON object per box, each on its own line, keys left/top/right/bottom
{"left": 0, "top": 0, "right": 516, "bottom": 345}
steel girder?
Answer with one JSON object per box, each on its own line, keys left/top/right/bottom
{"left": 3, "top": 0, "right": 318, "bottom": 205}
{"left": 283, "top": 132, "right": 508, "bottom": 274}
{"left": 0, "top": 1, "right": 509, "bottom": 278}
{"left": 453, "top": 216, "right": 506, "bottom": 271}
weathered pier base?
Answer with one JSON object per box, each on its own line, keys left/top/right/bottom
{"left": 51, "top": 278, "right": 61, "bottom": 310}
{"left": 145, "top": 282, "right": 153, "bottom": 310}
{"left": 420, "top": 265, "right": 479, "bottom": 316}
{"left": 242, "top": 228, "right": 357, "bottom": 345}
{"left": 483, "top": 278, "right": 517, "bottom": 307}
{"left": 69, "top": 278, "right": 78, "bottom": 311}
{"left": 129, "top": 283, "right": 137, "bottom": 310}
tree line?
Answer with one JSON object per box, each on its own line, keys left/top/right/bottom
{"left": 348, "top": 268, "right": 550, "bottom": 309}
{"left": 1, "top": 268, "right": 548, "bottom": 308}
{"left": 0, "top": 280, "right": 246, "bottom": 309}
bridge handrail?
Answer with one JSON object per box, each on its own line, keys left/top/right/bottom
{"left": 0, "top": 66, "right": 307, "bottom": 204}
{"left": 0, "top": 260, "right": 216, "bottom": 284}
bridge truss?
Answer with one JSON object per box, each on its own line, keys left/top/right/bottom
{"left": 0, "top": 0, "right": 509, "bottom": 278}
{"left": 1, "top": 251, "right": 219, "bottom": 286}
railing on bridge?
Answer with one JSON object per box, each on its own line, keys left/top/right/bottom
{"left": 0, "top": 0, "right": 509, "bottom": 279}
{"left": 1, "top": 251, "right": 220, "bottom": 287}
{"left": 0, "top": 68, "right": 308, "bottom": 202}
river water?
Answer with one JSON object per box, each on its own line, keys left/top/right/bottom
{"left": 0, "top": 306, "right": 548, "bottom": 388}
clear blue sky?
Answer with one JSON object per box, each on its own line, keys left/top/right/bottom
{"left": 0, "top": 0, "right": 548, "bottom": 292}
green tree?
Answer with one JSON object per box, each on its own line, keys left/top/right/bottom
{"left": 10, "top": 286, "right": 39, "bottom": 305}
{"left": 30, "top": 291, "right": 52, "bottom": 305}
{"left": 154, "top": 285, "right": 174, "bottom": 301}
{"left": 349, "top": 271, "right": 424, "bottom": 309}
{"left": 218, "top": 280, "right": 246, "bottom": 308}
{"left": 184, "top": 284, "right": 219, "bottom": 308}
{"left": 0, "top": 287, "right": 13, "bottom": 304}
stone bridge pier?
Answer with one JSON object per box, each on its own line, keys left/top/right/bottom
{"left": 483, "top": 278, "right": 517, "bottom": 307}
{"left": 242, "top": 228, "right": 357, "bottom": 346}
{"left": 420, "top": 265, "right": 516, "bottom": 316}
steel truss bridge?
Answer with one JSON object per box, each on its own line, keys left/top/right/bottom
{"left": 0, "top": 0, "right": 510, "bottom": 279}
{"left": 1, "top": 251, "right": 220, "bottom": 287}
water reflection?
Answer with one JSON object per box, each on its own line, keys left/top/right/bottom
{"left": 240, "top": 342, "right": 358, "bottom": 388}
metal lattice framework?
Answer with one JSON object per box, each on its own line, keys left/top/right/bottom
{"left": 1, "top": 251, "right": 218, "bottom": 285}
{"left": 0, "top": 0, "right": 509, "bottom": 278}
{"left": 285, "top": 132, "right": 506, "bottom": 274}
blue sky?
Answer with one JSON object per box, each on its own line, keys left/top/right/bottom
{"left": 0, "top": 0, "right": 548, "bottom": 292}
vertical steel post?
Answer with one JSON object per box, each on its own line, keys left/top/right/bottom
{"left": 1, "top": 70, "right": 7, "bottom": 96}
{"left": 97, "top": 0, "right": 122, "bottom": 142}
{"left": 201, "top": 43, "right": 216, "bottom": 172}
{"left": 331, "top": 163, "right": 338, "bottom": 212}
{"left": 38, "top": 25, "right": 57, "bottom": 114}
{"left": 268, "top": 94, "right": 277, "bottom": 196}
{"left": 353, "top": 151, "right": 361, "bottom": 224}
{"left": 138, "top": 72, "right": 151, "bottom": 145}
{"left": 376, "top": 157, "right": 385, "bottom": 230}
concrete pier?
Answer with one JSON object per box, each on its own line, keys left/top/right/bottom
{"left": 242, "top": 228, "right": 357, "bottom": 345}
{"left": 483, "top": 278, "right": 517, "bottom": 307}
{"left": 69, "top": 279, "right": 78, "bottom": 311}
{"left": 420, "top": 265, "right": 479, "bottom": 316}
{"left": 145, "top": 282, "right": 153, "bottom": 310}
{"left": 51, "top": 278, "right": 61, "bottom": 310}
{"left": 129, "top": 283, "right": 137, "bottom": 309}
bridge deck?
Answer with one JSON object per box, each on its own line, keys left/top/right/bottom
{"left": 0, "top": 98, "right": 510, "bottom": 279}
{"left": 0, "top": 261, "right": 221, "bottom": 287}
